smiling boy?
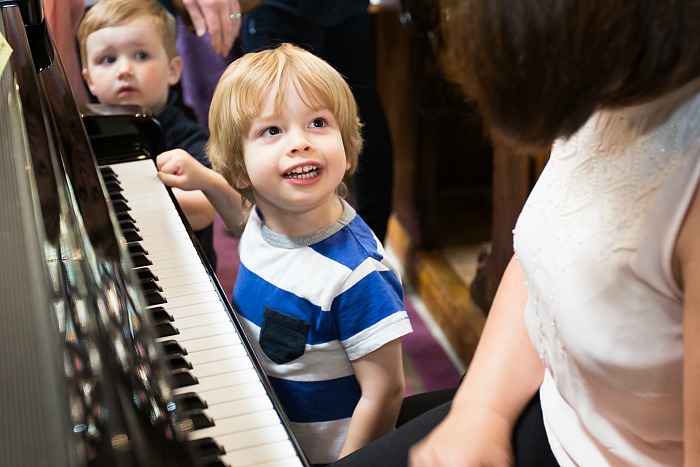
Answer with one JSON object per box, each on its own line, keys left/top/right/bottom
{"left": 157, "top": 43, "right": 413, "bottom": 464}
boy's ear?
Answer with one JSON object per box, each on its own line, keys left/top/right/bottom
{"left": 167, "top": 56, "right": 183, "bottom": 86}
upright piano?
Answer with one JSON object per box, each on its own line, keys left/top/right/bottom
{"left": 0, "top": 1, "right": 308, "bottom": 466}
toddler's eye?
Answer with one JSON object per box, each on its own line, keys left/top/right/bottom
{"left": 309, "top": 117, "right": 327, "bottom": 128}
{"left": 135, "top": 51, "right": 149, "bottom": 60}
{"left": 99, "top": 56, "right": 116, "bottom": 65}
{"left": 261, "top": 126, "right": 281, "bottom": 137}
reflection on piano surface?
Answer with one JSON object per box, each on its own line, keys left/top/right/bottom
{"left": 0, "top": 2, "right": 308, "bottom": 466}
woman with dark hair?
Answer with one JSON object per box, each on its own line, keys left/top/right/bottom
{"left": 332, "top": 0, "right": 700, "bottom": 465}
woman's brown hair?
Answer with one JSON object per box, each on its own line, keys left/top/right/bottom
{"left": 441, "top": 0, "right": 700, "bottom": 149}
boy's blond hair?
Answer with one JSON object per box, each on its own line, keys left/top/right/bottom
{"left": 208, "top": 43, "right": 363, "bottom": 206}
{"left": 77, "top": 0, "right": 177, "bottom": 68}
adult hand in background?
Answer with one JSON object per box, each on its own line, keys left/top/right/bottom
{"left": 174, "top": 0, "right": 244, "bottom": 56}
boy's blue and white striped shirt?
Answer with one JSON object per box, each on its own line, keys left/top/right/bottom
{"left": 233, "top": 199, "right": 412, "bottom": 465}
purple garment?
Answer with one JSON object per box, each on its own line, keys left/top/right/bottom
{"left": 176, "top": 18, "right": 241, "bottom": 129}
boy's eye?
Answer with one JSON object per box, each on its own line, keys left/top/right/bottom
{"left": 309, "top": 117, "right": 327, "bottom": 128}
{"left": 261, "top": 126, "right": 281, "bottom": 137}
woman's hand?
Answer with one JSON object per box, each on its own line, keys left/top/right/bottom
{"left": 409, "top": 405, "right": 514, "bottom": 467}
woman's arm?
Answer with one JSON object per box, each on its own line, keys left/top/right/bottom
{"left": 157, "top": 149, "right": 246, "bottom": 236}
{"left": 409, "top": 256, "right": 544, "bottom": 467}
{"left": 675, "top": 182, "right": 700, "bottom": 465}
{"left": 339, "top": 338, "right": 405, "bottom": 459}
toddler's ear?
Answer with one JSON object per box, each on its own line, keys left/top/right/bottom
{"left": 167, "top": 56, "right": 183, "bottom": 86}
{"left": 81, "top": 68, "right": 96, "bottom": 94}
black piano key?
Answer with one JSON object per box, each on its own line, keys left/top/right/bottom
{"left": 100, "top": 166, "right": 116, "bottom": 177}
{"left": 154, "top": 320, "right": 179, "bottom": 338}
{"left": 144, "top": 289, "right": 167, "bottom": 306}
{"left": 122, "top": 228, "right": 142, "bottom": 243}
{"left": 184, "top": 411, "right": 215, "bottom": 430}
{"left": 173, "top": 392, "right": 207, "bottom": 411}
{"left": 111, "top": 199, "right": 130, "bottom": 213}
{"left": 135, "top": 267, "right": 158, "bottom": 282}
{"left": 128, "top": 243, "right": 147, "bottom": 256}
{"left": 105, "top": 181, "right": 123, "bottom": 194}
{"left": 141, "top": 278, "right": 163, "bottom": 294}
{"left": 170, "top": 369, "right": 198, "bottom": 388}
{"left": 117, "top": 211, "right": 136, "bottom": 224}
{"left": 130, "top": 252, "right": 152, "bottom": 268}
{"left": 188, "top": 437, "right": 226, "bottom": 458}
{"left": 109, "top": 192, "right": 128, "bottom": 204}
{"left": 160, "top": 339, "right": 187, "bottom": 356}
{"left": 149, "top": 306, "right": 172, "bottom": 322}
{"left": 166, "top": 355, "right": 192, "bottom": 371}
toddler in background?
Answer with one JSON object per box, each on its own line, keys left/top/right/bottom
{"left": 78, "top": 0, "right": 219, "bottom": 269}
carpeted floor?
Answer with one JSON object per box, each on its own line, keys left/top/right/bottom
{"left": 211, "top": 215, "right": 462, "bottom": 396}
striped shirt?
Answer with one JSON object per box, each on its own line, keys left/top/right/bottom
{"left": 233, "top": 199, "right": 412, "bottom": 464}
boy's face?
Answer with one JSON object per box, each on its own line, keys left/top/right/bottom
{"left": 82, "top": 17, "right": 181, "bottom": 114}
{"left": 242, "top": 80, "right": 350, "bottom": 230}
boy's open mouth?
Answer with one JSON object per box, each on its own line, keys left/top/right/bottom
{"left": 284, "top": 165, "right": 320, "bottom": 179}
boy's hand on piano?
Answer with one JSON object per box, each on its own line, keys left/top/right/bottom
{"left": 156, "top": 149, "right": 213, "bottom": 192}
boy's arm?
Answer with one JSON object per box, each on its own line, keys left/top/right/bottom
{"left": 339, "top": 338, "right": 405, "bottom": 459}
{"left": 157, "top": 149, "right": 246, "bottom": 236}
{"left": 170, "top": 188, "right": 215, "bottom": 230}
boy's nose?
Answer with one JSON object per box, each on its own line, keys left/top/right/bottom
{"left": 286, "top": 128, "right": 312, "bottom": 155}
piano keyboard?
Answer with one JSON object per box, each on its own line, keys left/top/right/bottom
{"left": 101, "top": 159, "right": 307, "bottom": 467}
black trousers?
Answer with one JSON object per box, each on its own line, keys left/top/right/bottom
{"left": 331, "top": 388, "right": 560, "bottom": 466}
{"left": 241, "top": 6, "right": 395, "bottom": 241}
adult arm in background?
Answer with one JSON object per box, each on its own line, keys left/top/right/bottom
{"left": 409, "top": 256, "right": 545, "bottom": 467}
{"left": 340, "top": 338, "right": 405, "bottom": 459}
{"left": 173, "top": 0, "right": 242, "bottom": 56}
{"left": 44, "top": 0, "right": 89, "bottom": 106}
{"left": 676, "top": 182, "right": 700, "bottom": 465}
{"left": 156, "top": 149, "right": 246, "bottom": 237}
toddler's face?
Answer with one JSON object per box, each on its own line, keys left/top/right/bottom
{"left": 82, "top": 17, "right": 180, "bottom": 114}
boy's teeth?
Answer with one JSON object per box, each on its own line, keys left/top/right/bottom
{"left": 287, "top": 165, "right": 318, "bottom": 179}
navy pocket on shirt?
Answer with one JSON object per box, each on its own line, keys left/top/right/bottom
{"left": 259, "top": 307, "right": 310, "bottom": 364}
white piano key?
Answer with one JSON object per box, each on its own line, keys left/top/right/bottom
{"left": 185, "top": 368, "right": 263, "bottom": 394}
{"left": 157, "top": 271, "right": 212, "bottom": 289}
{"left": 170, "top": 321, "right": 237, "bottom": 342}
{"left": 169, "top": 310, "right": 231, "bottom": 329}
{"left": 152, "top": 279, "right": 214, "bottom": 298}
{"left": 253, "top": 458, "right": 305, "bottom": 467}
{"left": 165, "top": 290, "right": 223, "bottom": 309}
{"left": 187, "top": 409, "right": 282, "bottom": 441}
{"left": 220, "top": 440, "right": 300, "bottom": 467}
{"left": 185, "top": 344, "right": 249, "bottom": 364}
{"left": 182, "top": 381, "right": 269, "bottom": 406}
{"left": 211, "top": 424, "right": 291, "bottom": 453}
{"left": 177, "top": 333, "right": 242, "bottom": 353}
{"left": 162, "top": 300, "right": 227, "bottom": 319}
{"left": 185, "top": 355, "right": 253, "bottom": 378}
{"left": 206, "top": 394, "right": 272, "bottom": 420}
